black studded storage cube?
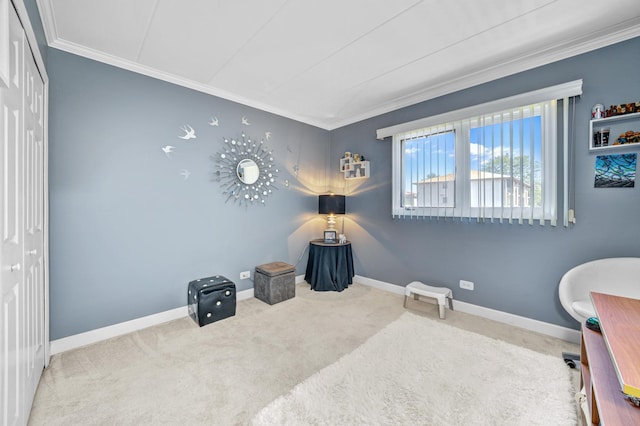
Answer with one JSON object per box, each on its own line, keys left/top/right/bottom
{"left": 188, "top": 275, "right": 236, "bottom": 327}
{"left": 254, "top": 261, "right": 295, "bottom": 305}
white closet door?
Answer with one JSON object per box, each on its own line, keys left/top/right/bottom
{"left": 23, "top": 10, "right": 45, "bottom": 408}
{"left": 0, "top": 2, "right": 46, "bottom": 424}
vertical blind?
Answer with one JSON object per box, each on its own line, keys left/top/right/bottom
{"left": 381, "top": 80, "right": 582, "bottom": 226}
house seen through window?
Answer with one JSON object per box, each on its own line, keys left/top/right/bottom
{"left": 381, "top": 80, "right": 582, "bottom": 226}
{"left": 395, "top": 102, "right": 556, "bottom": 223}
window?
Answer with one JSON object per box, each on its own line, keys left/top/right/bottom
{"left": 379, "top": 81, "right": 583, "bottom": 226}
{"left": 403, "top": 127, "right": 455, "bottom": 209}
{"left": 396, "top": 102, "right": 555, "bottom": 222}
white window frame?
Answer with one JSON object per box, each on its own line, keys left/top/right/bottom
{"left": 379, "top": 80, "right": 583, "bottom": 225}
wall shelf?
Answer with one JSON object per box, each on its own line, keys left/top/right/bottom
{"left": 589, "top": 112, "right": 640, "bottom": 152}
{"left": 340, "top": 157, "right": 370, "bottom": 179}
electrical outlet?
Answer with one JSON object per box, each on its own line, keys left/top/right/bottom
{"left": 240, "top": 271, "right": 250, "bottom": 280}
{"left": 459, "top": 280, "right": 474, "bottom": 290}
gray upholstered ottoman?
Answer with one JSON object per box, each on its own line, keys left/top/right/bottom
{"left": 254, "top": 261, "right": 295, "bottom": 305}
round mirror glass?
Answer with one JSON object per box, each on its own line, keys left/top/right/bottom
{"left": 236, "top": 159, "right": 260, "bottom": 184}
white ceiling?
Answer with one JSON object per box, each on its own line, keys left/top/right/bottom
{"left": 37, "top": 0, "right": 640, "bottom": 130}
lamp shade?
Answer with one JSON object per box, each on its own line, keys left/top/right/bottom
{"left": 318, "top": 194, "right": 346, "bottom": 215}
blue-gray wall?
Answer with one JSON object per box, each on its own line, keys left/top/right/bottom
{"left": 331, "top": 36, "right": 640, "bottom": 330}
{"left": 44, "top": 12, "right": 639, "bottom": 338}
{"left": 48, "top": 49, "right": 330, "bottom": 339}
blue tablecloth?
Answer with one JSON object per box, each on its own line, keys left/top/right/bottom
{"left": 304, "top": 239, "right": 354, "bottom": 291}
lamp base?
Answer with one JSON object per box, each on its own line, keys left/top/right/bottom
{"left": 326, "top": 213, "right": 336, "bottom": 230}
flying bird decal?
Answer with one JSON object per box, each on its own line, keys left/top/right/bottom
{"left": 208, "top": 116, "right": 219, "bottom": 126}
{"left": 179, "top": 124, "right": 196, "bottom": 140}
{"left": 241, "top": 116, "right": 251, "bottom": 126}
{"left": 162, "top": 145, "right": 175, "bottom": 157}
{"left": 180, "top": 169, "right": 191, "bottom": 180}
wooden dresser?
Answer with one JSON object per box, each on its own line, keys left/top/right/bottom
{"left": 580, "top": 292, "right": 640, "bottom": 425}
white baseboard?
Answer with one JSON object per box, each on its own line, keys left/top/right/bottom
{"left": 452, "top": 299, "right": 581, "bottom": 343}
{"left": 51, "top": 274, "right": 579, "bottom": 355}
{"left": 50, "top": 288, "right": 255, "bottom": 355}
{"left": 354, "top": 275, "right": 406, "bottom": 295}
{"left": 355, "top": 274, "right": 581, "bottom": 344}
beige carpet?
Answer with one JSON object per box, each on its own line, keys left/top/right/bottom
{"left": 253, "top": 312, "right": 576, "bottom": 425}
{"left": 28, "top": 283, "right": 581, "bottom": 425}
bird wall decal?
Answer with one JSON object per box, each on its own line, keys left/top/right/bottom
{"left": 241, "top": 116, "right": 251, "bottom": 126}
{"left": 180, "top": 169, "right": 191, "bottom": 180}
{"left": 208, "top": 116, "right": 219, "bottom": 126}
{"left": 162, "top": 145, "right": 175, "bottom": 157}
{"left": 179, "top": 124, "right": 196, "bottom": 140}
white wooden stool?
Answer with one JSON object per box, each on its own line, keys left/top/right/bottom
{"left": 403, "top": 281, "right": 453, "bottom": 319}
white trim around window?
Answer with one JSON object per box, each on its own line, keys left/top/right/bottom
{"left": 380, "top": 80, "right": 582, "bottom": 226}
{"left": 376, "top": 80, "right": 582, "bottom": 140}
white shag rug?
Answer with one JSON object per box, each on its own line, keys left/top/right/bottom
{"left": 253, "top": 312, "right": 576, "bottom": 425}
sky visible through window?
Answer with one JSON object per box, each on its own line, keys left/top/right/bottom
{"left": 403, "top": 116, "right": 542, "bottom": 202}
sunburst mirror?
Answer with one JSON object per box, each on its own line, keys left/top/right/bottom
{"left": 212, "top": 133, "right": 278, "bottom": 206}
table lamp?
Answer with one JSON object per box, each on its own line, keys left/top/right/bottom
{"left": 318, "top": 194, "right": 346, "bottom": 230}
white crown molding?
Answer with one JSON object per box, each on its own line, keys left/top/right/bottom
{"left": 46, "top": 37, "right": 331, "bottom": 130}
{"left": 326, "top": 19, "right": 640, "bottom": 130}
{"left": 36, "top": 0, "right": 640, "bottom": 131}
{"left": 35, "top": 0, "right": 57, "bottom": 46}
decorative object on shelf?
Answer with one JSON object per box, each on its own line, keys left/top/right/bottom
{"left": 606, "top": 101, "right": 640, "bottom": 117}
{"left": 594, "top": 154, "right": 636, "bottom": 188}
{"left": 614, "top": 130, "right": 640, "bottom": 145}
{"left": 593, "top": 128, "right": 610, "bottom": 147}
{"left": 340, "top": 153, "right": 370, "bottom": 179}
{"left": 338, "top": 233, "right": 347, "bottom": 244}
{"left": 318, "top": 194, "right": 346, "bottom": 230}
{"left": 589, "top": 111, "right": 640, "bottom": 151}
{"left": 592, "top": 103, "right": 605, "bottom": 119}
{"left": 212, "top": 133, "right": 279, "bottom": 206}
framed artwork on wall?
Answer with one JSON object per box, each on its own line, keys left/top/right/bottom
{"left": 323, "top": 230, "right": 337, "bottom": 244}
{"left": 594, "top": 154, "right": 636, "bottom": 188}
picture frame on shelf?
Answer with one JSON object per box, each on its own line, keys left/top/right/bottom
{"left": 323, "top": 230, "right": 337, "bottom": 244}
